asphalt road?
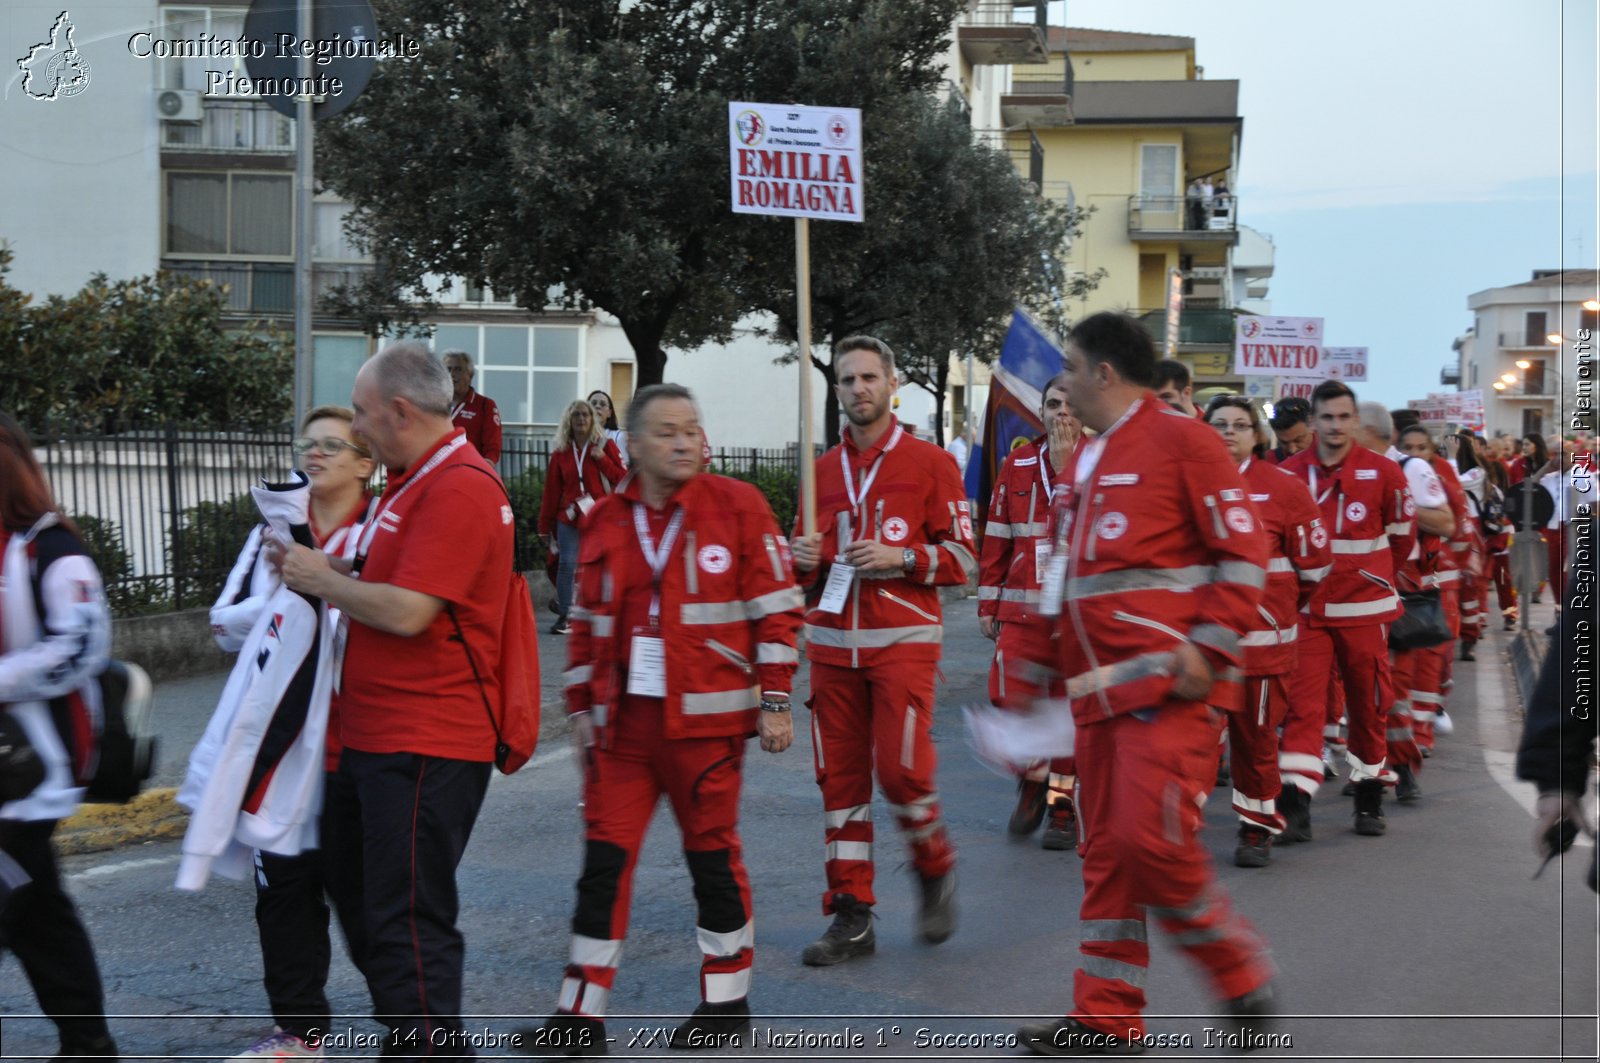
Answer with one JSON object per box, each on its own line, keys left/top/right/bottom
{"left": 2, "top": 597, "right": 1595, "bottom": 1062}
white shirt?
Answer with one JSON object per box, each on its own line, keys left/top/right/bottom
{"left": 1388, "top": 446, "right": 1447, "bottom": 560}
{"left": 1540, "top": 470, "right": 1577, "bottom": 527}
{"left": 946, "top": 436, "right": 969, "bottom": 475}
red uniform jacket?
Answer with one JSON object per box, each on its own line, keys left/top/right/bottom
{"left": 978, "top": 437, "right": 1065, "bottom": 623}
{"left": 564, "top": 473, "right": 804, "bottom": 740}
{"left": 1237, "top": 458, "right": 1331, "bottom": 676}
{"left": 797, "top": 425, "right": 977, "bottom": 668}
{"left": 1280, "top": 445, "right": 1416, "bottom": 627}
{"left": 538, "top": 438, "right": 627, "bottom": 534}
{"left": 1429, "top": 454, "right": 1477, "bottom": 588}
{"left": 1017, "top": 398, "right": 1270, "bottom": 721}
{"left": 451, "top": 389, "right": 502, "bottom": 463}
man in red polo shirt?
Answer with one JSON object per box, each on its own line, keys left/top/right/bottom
{"left": 443, "top": 349, "right": 503, "bottom": 463}
{"left": 279, "top": 341, "right": 513, "bottom": 1060}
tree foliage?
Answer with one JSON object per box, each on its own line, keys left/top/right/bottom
{"left": 319, "top": 0, "right": 965, "bottom": 384}
{"left": 0, "top": 247, "right": 293, "bottom": 432}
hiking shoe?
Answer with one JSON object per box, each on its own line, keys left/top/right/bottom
{"left": 1017, "top": 1017, "right": 1145, "bottom": 1056}
{"left": 1435, "top": 710, "right": 1454, "bottom": 735}
{"left": 519, "top": 1014, "right": 608, "bottom": 1057}
{"left": 801, "top": 893, "right": 875, "bottom": 966}
{"left": 551, "top": 618, "right": 571, "bottom": 635}
{"left": 1353, "top": 779, "right": 1386, "bottom": 836}
{"left": 1276, "top": 785, "right": 1312, "bottom": 845}
{"left": 917, "top": 871, "right": 957, "bottom": 944}
{"left": 1008, "top": 777, "right": 1049, "bottom": 835}
{"left": 1341, "top": 779, "right": 1358, "bottom": 796}
{"left": 229, "top": 1029, "right": 322, "bottom": 1060}
{"left": 1459, "top": 644, "right": 1476, "bottom": 662}
{"left": 668, "top": 999, "right": 751, "bottom": 1050}
{"left": 1234, "top": 825, "right": 1272, "bottom": 868}
{"left": 1395, "top": 764, "right": 1421, "bottom": 803}
{"left": 1041, "top": 797, "right": 1078, "bottom": 851}
{"left": 1220, "top": 982, "right": 1278, "bottom": 1052}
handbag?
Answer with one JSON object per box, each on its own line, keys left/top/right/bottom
{"left": 1388, "top": 588, "right": 1452, "bottom": 650}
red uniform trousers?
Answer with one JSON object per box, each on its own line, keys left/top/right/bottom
{"left": 809, "top": 660, "right": 954, "bottom": 912}
{"left": 1409, "top": 584, "right": 1461, "bottom": 753}
{"left": 1386, "top": 648, "right": 1425, "bottom": 772}
{"left": 1487, "top": 535, "right": 1515, "bottom": 611}
{"left": 1230, "top": 675, "right": 1288, "bottom": 834}
{"left": 558, "top": 697, "right": 753, "bottom": 1020}
{"left": 988, "top": 621, "right": 1076, "bottom": 782}
{"left": 1285, "top": 622, "right": 1393, "bottom": 793}
{"left": 1323, "top": 680, "right": 1348, "bottom": 763}
{"left": 1547, "top": 526, "right": 1569, "bottom": 601}
{"left": 1072, "top": 702, "right": 1274, "bottom": 1037}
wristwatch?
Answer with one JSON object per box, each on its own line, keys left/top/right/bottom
{"left": 759, "top": 698, "right": 791, "bottom": 714}
{"left": 902, "top": 548, "right": 917, "bottom": 573}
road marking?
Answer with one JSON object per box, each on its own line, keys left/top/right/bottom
{"left": 69, "top": 855, "right": 177, "bottom": 882}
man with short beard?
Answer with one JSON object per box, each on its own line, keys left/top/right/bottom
{"left": 791, "top": 335, "right": 977, "bottom": 966}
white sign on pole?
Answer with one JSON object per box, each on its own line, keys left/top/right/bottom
{"left": 729, "top": 102, "right": 863, "bottom": 223}
{"left": 1322, "top": 346, "right": 1369, "bottom": 383}
{"left": 1242, "top": 376, "right": 1277, "bottom": 401}
{"left": 1278, "top": 378, "right": 1318, "bottom": 400}
{"left": 1233, "top": 316, "right": 1325, "bottom": 379}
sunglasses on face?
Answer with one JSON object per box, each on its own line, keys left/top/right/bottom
{"left": 293, "top": 436, "right": 369, "bottom": 458}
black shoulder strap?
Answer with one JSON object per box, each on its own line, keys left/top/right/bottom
{"left": 435, "top": 461, "right": 513, "bottom": 762}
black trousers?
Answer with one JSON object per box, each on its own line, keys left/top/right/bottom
{"left": 253, "top": 770, "right": 368, "bottom": 1042}
{"left": 339, "top": 749, "right": 491, "bottom": 1060}
{"left": 0, "top": 819, "right": 114, "bottom": 1051}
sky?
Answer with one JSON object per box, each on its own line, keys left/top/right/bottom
{"left": 1060, "top": 0, "right": 1599, "bottom": 408}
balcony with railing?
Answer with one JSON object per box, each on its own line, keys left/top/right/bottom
{"left": 161, "top": 100, "right": 294, "bottom": 154}
{"left": 160, "top": 260, "right": 375, "bottom": 316}
{"left": 1496, "top": 331, "right": 1563, "bottom": 349}
{"left": 974, "top": 128, "right": 1043, "bottom": 191}
{"left": 1127, "top": 194, "right": 1239, "bottom": 242}
{"left": 959, "top": 1, "right": 1049, "bottom": 65}
{"left": 1003, "top": 53, "right": 1074, "bottom": 126}
{"left": 1134, "top": 308, "right": 1237, "bottom": 347}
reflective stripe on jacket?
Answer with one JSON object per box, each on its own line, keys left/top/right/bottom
{"left": 1237, "top": 459, "right": 1331, "bottom": 676}
{"left": 978, "top": 437, "right": 1060, "bottom": 623}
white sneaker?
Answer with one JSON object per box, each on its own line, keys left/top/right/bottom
{"left": 230, "top": 1029, "right": 324, "bottom": 1061}
{"left": 1434, "top": 711, "right": 1455, "bottom": 735}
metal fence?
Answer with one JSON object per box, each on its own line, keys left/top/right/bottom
{"left": 32, "top": 425, "right": 805, "bottom": 616}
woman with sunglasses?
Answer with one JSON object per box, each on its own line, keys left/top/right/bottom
{"left": 210, "top": 406, "right": 375, "bottom": 1061}
{"left": 587, "top": 390, "right": 629, "bottom": 469}
{"left": 540, "top": 400, "right": 626, "bottom": 635}
{"left": 1204, "top": 396, "right": 1332, "bottom": 867}
{"left": 0, "top": 410, "right": 118, "bottom": 1063}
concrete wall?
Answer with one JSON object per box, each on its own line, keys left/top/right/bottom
{"left": 1071, "top": 50, "right": 1190, "bottom": 82}
{"left": 1, "top": 2, "right": 161, "bottom": 297}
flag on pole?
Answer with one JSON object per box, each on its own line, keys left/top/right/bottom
{"left": 964, "top": 310, "right": 1068, "bottom": 526}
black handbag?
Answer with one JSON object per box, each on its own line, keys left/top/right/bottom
{"left": 1388, "top": 588, "right": 1452, "bottom": 650}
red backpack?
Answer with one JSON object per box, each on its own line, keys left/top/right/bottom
{"left": 442, "top": 466, "right": 541, "bottom": 773}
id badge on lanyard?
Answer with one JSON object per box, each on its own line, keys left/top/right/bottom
{"left": 628, "top": 504, "right": 684, "bottom": 697}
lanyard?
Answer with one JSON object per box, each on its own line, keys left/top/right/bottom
{"left": 1307, "top": 465, "right": 1338, "bottom": 507}
{"left": 354, "top": 435, "right": 468, "bottom": 569}
{"left": 574, "top": 441, "right": 591, "bottom": 490}
{"left": 1039, "top": 447, "right": 1057, "bottom": 502}
{"left": 841, "top": 425, "right": 902, "bottom": 520}
{"left": 449, "top": 400, "right": 465, "bottom": 421}
{"left": 633, "top": 503, "right": 685, "bottom": 622}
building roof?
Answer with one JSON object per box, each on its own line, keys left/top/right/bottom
{"left": 1497, "top": 268, "right": 1598, "bottom": 291}
{"left": 1049, "top": 26, "right": 1196, "bottom": 53}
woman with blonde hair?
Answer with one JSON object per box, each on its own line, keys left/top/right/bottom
{"left": 539, "top": 400, "right": 625, "bottom": 634}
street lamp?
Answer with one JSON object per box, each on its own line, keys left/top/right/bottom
{"left": 1517, "top": 359, "right": 1532, "bottom": 369}
{"left": 1584, "top": 299, "right": 1599, "bottom": 312}
{"left": 1547, "top": 332, "right": 1564, "bottom": 345}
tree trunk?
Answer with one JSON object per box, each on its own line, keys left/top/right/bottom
{"left": 814, "top": 354, "right": 839, "bottom": 446}
{"left": 620, "top": 317, "right": 670, "bottom": 387}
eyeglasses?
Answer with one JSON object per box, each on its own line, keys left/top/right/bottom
{"left": 292, "top": 436, "right": 370, "bottom": 458}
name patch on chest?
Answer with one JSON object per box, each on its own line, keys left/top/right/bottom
{"left": 1221, "top": 488, "right": 1245, "bottom": 502}
{"left": 1014, "top": 456, "right": 1038, "bottom": 467}
{"left": 1249, "top": 493, "right": 1271, "bottom": 503}
{"left": 1355, "top": 469, "right": 1378, "bottom": 480}
{"left": 1098, "top": 473, "right": 1140, "bottom": 487}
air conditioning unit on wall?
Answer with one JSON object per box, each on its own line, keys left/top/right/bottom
{"left": 155, "top": 89, "right": 202, "bottom": 122}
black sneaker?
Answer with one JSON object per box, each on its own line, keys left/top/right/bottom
{"left": 551, "top": 618, "right": 571, "bottom": 636}
{"left": 1353, "top": 779, "right": 1386, "bottom": 835}
{"left": 1395, "top": 764, "right": 1422, "bottom": 803}
{"left": 1009, "top": 777, "right": 1049, "bottom": 835}
{"left": 668, "top": 998, "right": 751, "bottom": 1051}
{"left": 1220, "top": 981, "right": 1278, "bottom": 1052}
{"left": 1041, "top": 797, "right": 1078, "bottom": 851}
{"left": 1341, "top": 779, "right": 1358, "bottom": 796}
{"left": 1016, "top": 1017, "right": 1145, "bottom": 1056}
{"left": 917, "top": 871, "right": 957, "bottom": 944}
{"left": 1234, "top": 824, "right": 1272, "bottom": 868}
{"left": 1276, "top": 785, "right": 1312, "bottom": 845}
{"left": 53, "top": 1034, "right": 118, "bottom": 1063}
{"left": 517, "top": 1014, "right": 607, "bottom": 1058}
{"left": 800, "top": 893, "right": 875, "bottom": 966}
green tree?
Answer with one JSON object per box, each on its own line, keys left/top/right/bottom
{"left": 0, "top": 248, "right": 293, "bottom": 432}
{"left": 318, "top": 0, "right": 965, "bottom": 385}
